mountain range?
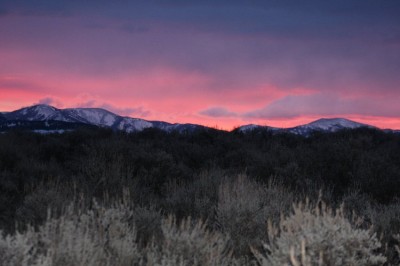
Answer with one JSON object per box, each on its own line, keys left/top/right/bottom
{"left": 0, "top": 105, "right": 205, "bottom": 134}
{"left": 237, "top": 118, "right": 378, "bottom": 136}
{"left": 0, "top": 104, "right": 397, "bottom": 136}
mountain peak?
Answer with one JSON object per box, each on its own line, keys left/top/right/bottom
{"left": 28, "top": 104, "right": 58, "bottom": 111}
{"left": 31, "top": 104, "right": 54, "bottom": 108}
{"left": 283, "top": 117, "right": 375, "bottom": 136}
{"left": 305, "top": 118, "right": 370, "bottom": 130}
{"left": 6, "top": 104, "right": 60, "bottom": 121}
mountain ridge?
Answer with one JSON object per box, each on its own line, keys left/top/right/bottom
{"left": 0, "top": 104, "right": 396, "bottom": 135}
{"left": 2, "top": 104, "right": 206, "bottom": 133}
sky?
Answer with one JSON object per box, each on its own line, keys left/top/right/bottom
{"left": 1, "top": 1, "right": 400, "bottom": 130}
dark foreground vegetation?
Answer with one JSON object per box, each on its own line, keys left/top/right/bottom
{"left": 0, "top": 127, "right": 400, "bottom": 265}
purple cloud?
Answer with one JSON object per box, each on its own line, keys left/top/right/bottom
{"left": 199, "top": 107, "right": 237, "bottom": 118}
{"left": 245, "top": 93, "right": 400, "bottom": 119}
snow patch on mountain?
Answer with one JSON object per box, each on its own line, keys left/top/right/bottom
{"left": 301, "top": 118, "right": 369, "bottom": 131}
{"left": 4, "top": 105, "right": 72, "bottom": 122}
{"left": 63, "top": 108, "right": 117, "bottom": 126}
{"left": 31, "top": 105, "right": 57, "bottom": 119}
{"left": 116, "top": 117, "right": 153, "bottom": 132}
{"left": 286, "top": 118, "right": 374, "bottom": 136}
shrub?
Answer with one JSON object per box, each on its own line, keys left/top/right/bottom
{"left": 163, "top": 170, "right": 224, "bottom": 220}
{"left": 0, "top": 200, "right": 236, "bottom": 266}
{"left": 0, "top": 227, "right": 39, "bottom": 266}
{"left": 368, "top": 201, "right": 400, "bottom": 265}
{"left": 252, "top": 199, "right": 386, "bottom": 266}
{"left": 15, "top": 185, "right": 68, "bottom": 228}
{"left": 133, "top": 205, "right": 162, "bottom": 247}
{"left": 145, "top": 215, "right": 235, "bottom": 266}
{"left": 394, "top": 234, "right": 400, "bottom": 264}
{"left": 0, "top": 201, "right": 140, "bottom": 266}
{"left": 216, "top": 174, "right": 293, "bottom": 257}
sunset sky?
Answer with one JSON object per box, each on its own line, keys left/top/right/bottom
{"left": 1, "top": 1, "right": 400, "bottom": 130}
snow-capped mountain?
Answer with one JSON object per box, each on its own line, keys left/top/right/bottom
{"left": 287, "top": 118, "right": 375, "bottom": 136}
{"left": 2, "top": 104, "right": 205, "bottom": 133}
{"left": 4, "top": 105, "right": 68, "bottom": 122}
{"left": 236, "top": 118, "right": 376, "bottom": 136}
{"left": 0, "top": 104, "right": 392, "bottom": 135}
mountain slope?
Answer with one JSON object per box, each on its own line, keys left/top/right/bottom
{"left": 236, "top": 118, "right": 375, "bottom": 136}
{"left": 0, "top": 113, "right": 6, "bottom": 122}
{"left": 236, "top": 124, "right": 281, "bottom": 133}
{"left": 4, "top": 105, "right": 72, "bottom": 122}
{"left": 1, "top": 104, "right": 205, "bottom": 133}
{"left": 62, "top": 108, "right": 118, "bottom": 126}
{"left": 0, "top": 120, "right": 98, "bottom": 133}
{"left": 287, "top": 118, "right": 374, "bottom": 136}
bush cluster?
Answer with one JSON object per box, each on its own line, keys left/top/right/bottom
{"left": 0, "top": 128, "right": 399, "bottom": 264}
{"left": 0, "top": 191, "right": 392, "bottom": 266}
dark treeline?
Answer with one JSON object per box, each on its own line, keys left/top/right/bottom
{"left": 0, "top": 127, "right": 400, "bottom": 264}
{"left": 1, "top": 128, "right": 400, "bottom": 224}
